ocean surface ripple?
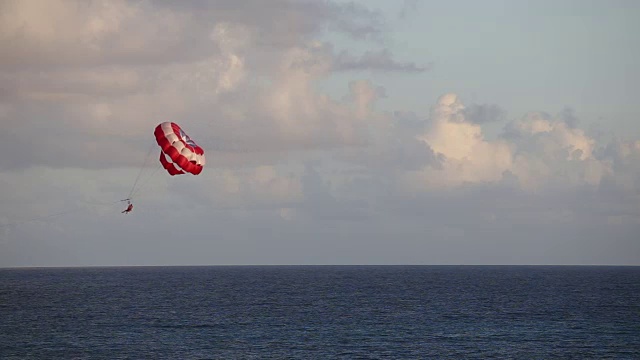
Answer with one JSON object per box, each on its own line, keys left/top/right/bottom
{"left": 1, "top": 265, "right": 639, "bottom": 359}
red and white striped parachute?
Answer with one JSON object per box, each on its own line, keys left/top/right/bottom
{"left": 154, "top": 122, "right": 205, "bottom": 176}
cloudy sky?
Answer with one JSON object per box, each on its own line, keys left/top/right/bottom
{"left": 1, "top": 0, "right": 639, "bottom": 267}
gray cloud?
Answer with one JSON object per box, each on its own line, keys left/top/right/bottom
{"left": 334, "top": 49, "right": 431, "bottom": 73}
{"left": 0, "top": 1, "right": 391, "bottom": 171}
{"left": 559, "top": 106, "right": 580, "bottom": 128}
{"left": 158, "top": 0, "right": 385, "bottom": 42}
{"left": 0, "top": 0, "right": 384, "bottom": 70}
{"left": 3, "top": 167, "right": 639, "bottom": 266}
{"left": 324, "top": 1, "right": 385, "bottom": 41}
{"left": 463, "top": 104, "right": 507, "bottom": 124}
{"left": 398, "top": 0, "right": 420, "bottom": 20}
{"left": 298, "top": 164, "right": 372, "bottom": 222}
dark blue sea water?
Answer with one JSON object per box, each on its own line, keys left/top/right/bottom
{"left": 1, "top": 266, "right": 639, "bottom": 359}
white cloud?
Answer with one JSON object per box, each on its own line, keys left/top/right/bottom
{"left": 402, "top": 93, "right": 637, "bottom": 193}
{"left": 412, "top": 93, "right": 513, "bottom": 187}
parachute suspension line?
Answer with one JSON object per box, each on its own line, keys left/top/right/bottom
{"left": 81, "top": 199, "right": 126, "bottom": 207}
{"left": 128, "top": 161, "right": 163, "bottom": 200}
{"left": 127, "top": 142, "right": 157, "bottom": 200}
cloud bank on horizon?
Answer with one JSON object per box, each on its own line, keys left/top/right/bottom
{"left": 1, "top": 0, "right": 639, "bottom": 266}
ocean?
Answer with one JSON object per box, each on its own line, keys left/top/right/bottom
{"left": 1, "top": 266, "right": 638, "bottom": 359}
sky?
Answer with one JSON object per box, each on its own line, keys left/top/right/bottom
{"left": 1, "top": 0, "right": 639, "bottom": 267}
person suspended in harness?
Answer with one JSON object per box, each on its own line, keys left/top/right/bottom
{"left": 121, "top": 201, "right": 133, "bottom": 214}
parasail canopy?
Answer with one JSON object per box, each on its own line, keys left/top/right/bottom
{"left": 154, "top": 122, "right": 205, "bottom": 176}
